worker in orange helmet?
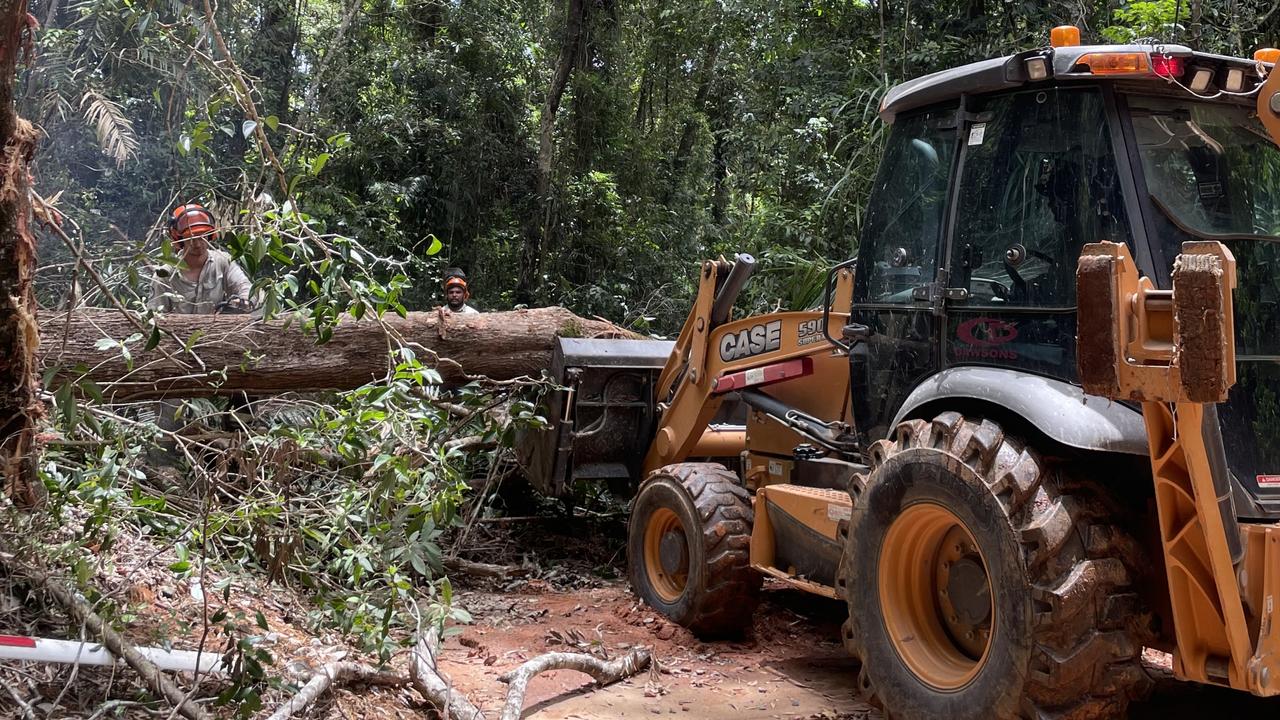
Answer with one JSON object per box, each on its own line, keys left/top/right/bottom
{"left": 148, "top": 203, "right": 255, "bottom": 314}
{"left": 442, "top": 267, "right": 479, "bottom": 314}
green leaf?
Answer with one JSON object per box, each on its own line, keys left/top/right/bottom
{"left": 425, "top": 235, "right": 443, "bottom": 256}
{"left": 94, "top": 338, "right": 117, "bottom": 351}
{"left": 144, "top": 326, "right": 161, "bottom": 351}
{"left": 79, "top": 379, "right": 105, "bottom": 404}
{"left": 242, "top": 119, "right": 258, "bottom": 138}
{"left": 55, "top": 382, "right": 77, "bottom": 427}
{"left": 310, "top": 153, "right": 331, "bottom": 176}
{"left": 183, "top": 330, "right": 204, "bottom": 353}
{"left": 410, "top": 552, "right": 427, "bottom": 577}
{"left": 264, "top": 115, "right": 279, "bottom": 132}
{"left": 255, "top": 610, "right": 269, "bottom": 630}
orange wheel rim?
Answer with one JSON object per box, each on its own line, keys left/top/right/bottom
{"left": 878, "top": 502, "right": 993, "bottom": 691}
{"left": 644, "top": 507, "right": 687, "bottom": 603}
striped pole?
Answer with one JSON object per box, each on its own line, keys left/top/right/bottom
{"left": 0, "top": 635, "right": 227, "bottom": 674}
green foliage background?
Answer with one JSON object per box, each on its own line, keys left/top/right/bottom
{"left": 20, "top": 0, "right": 1280, "bottom": 331}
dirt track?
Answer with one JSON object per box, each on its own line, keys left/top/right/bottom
{"left": 441, "top": 582, "right": 871, "bottom": 719}
{"left": 13, "top": 515, "right": 1280, "bottom": 719}
{"left": 436, "top": 580, "right": 1280, "bottom": 720}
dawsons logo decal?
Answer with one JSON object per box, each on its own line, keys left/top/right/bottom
{"left": 719, "top": 320, "right": 782, "bottom": 362}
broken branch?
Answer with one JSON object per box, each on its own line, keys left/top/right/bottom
{"left": 265, "top": 662, "right": 406, "bottom": 720}
{"left": 443, "top": 557, "right": 527, "bottom": 579}
{"left": 496, "top": 647, "right": 652, "bottom": 720}
{"left": 410, "top": 627, "right": 487, "bottom": 720}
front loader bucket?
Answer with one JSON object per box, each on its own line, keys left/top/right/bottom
{"left": 516, "top": 337, "right": 674, "bottom": 498}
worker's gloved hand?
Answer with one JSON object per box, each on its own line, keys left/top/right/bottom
{"left": 215, "top": 296, "right": 254, "bottom": 315}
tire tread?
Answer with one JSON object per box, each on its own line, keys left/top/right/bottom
{"left": 840, "top": 415, "right": 1153, "bottom": 719}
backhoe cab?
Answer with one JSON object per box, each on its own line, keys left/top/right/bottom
{"left": 520, "top": 28, "right": 1280, "bottom": 720}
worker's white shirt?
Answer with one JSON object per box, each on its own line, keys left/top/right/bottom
{"left": 148, "top": 249, "right": 253, "bottom": 314}
{"left": 449, "top": 304, "right": 479, "bottom": 314}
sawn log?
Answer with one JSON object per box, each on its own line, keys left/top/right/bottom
{"left": 39, "top": 307, "right": 635, "bottom": 400}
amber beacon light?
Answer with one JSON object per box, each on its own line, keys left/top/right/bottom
{"left": 1051, "top": 25, "right": 1081, "bottom": 48}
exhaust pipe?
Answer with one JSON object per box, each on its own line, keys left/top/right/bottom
{"left": 710, "top": 253, "right": 756, "bottom": 327}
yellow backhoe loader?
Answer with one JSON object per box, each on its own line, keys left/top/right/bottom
{"left": 518, "top": 28, "right": 1280, "bottom": 719}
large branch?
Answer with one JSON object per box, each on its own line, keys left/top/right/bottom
{"left": 410, "top": 628, "right": 488, "bottom": 720}
{"left": 266, "top": 662, "right": 405, "bottom": 720}
{"left": 39, "top": 307, "right": 636, "bottom": 400}
{"left": 496, "top": 648, "right": 651, "bottom": 720}
{"left": 410, "top": 626, "right": 651, "bottom": 720}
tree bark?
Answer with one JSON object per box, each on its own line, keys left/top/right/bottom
{"left": 0, "top": 0, "right": 42, "bottom": 505}
{"left": 39, "top": 307, "right": 638, "bottom": 400}
{"left": 668, "top": 39, "right": 720, "bottom": 192}
{"left": 516, "top": 0, "right": 585, "bottom": 303}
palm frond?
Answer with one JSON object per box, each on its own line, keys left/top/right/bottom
{"left": 80, "top": 87, "right": 139, "bottom": 168}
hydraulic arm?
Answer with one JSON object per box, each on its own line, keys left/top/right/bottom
{"left": 1077, "top": 240, "right": 1280, "bottom": 694}
{"left": 643, "top": 255, "right": 854, "bottom": 476}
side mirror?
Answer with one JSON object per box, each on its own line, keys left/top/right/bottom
{"left": 822, "top": 257, "right": 859, "bottom": 352}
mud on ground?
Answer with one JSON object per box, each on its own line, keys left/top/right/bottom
{"left": 5, "top": 509, "right": 1280, "bottom": 718}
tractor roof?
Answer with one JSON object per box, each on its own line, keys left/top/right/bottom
{"left": 879, "top": 43, "right": 1271, "bottom": 122}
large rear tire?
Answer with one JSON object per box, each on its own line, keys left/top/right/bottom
{"left": 837, "top": 412, "right": 1152, "bottom": 719}
{"left": 627, "top": 462, "right": 761, "bottom": 638}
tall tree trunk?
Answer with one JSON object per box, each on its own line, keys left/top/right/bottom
{"left": 710, "top": 94, "right": 728, "bottom": 226}
{"left": 516, "top": 0, "right": 585, "bottom": 304}
{"left": 1190, "top": 0, "right": 1202, "bottom": 47}
{"left": 665, "top": 39, "right": 720, "bottom": 206}
{"left": 0, "top": 0, "right": 42, "bottom": 505}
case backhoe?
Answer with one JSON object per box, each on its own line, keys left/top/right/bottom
{"left": 518, "top": 29, "right": 1280, "bottom": 719}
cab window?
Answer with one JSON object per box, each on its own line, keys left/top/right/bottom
{"left": 855, "top": 108, "right": 956, "bottom": 304}
{"left": 952, "top": 88, "right": 1131, "bottom": 307}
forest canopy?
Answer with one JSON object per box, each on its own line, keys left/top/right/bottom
{"left": 23, "top": 0, "right": 1276, "bottom": 333}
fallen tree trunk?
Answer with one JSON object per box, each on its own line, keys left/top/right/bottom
{"left": 39, "top": 307, "right": 637, "bottom": 400}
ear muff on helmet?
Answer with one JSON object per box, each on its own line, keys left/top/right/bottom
{"left": 168, "top": 204, "right": 216, "bottom": 241}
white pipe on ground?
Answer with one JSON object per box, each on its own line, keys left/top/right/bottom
{"left": 0, "top": 634, "right": 227, "bottom": 674}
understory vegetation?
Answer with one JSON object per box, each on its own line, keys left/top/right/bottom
{"left": 2, "top": 0, "right": 1279, "bottom": 716}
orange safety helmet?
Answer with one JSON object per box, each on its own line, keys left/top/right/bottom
{"left": 168, "top": 203, "right": 216, "bottom": 241}
{"left": 443, "top": 268, "right": 470, "bottom": 298}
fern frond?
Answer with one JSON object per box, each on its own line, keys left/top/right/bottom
{"left": 80, "top": 87, "right": 139, "bottom": 168}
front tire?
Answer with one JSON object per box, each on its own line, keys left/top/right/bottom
{"left": 837, "top": 412, "right": 1151, "bottom": 719}
{"left": 627, "top": 463, "right": 761, "bottom": 638}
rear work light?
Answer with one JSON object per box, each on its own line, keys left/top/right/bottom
{"left": 1076, "top": 52, "right": 1150, "bottom": 75}
{"left": 1226, "top": 67, "right": 1246, "bottom": 92}
{"left": 1189, "top": 66, "right": 1214, "bottom": 92}
{"left": 1025, "top": 56, "right": 1049, "bottom": 81}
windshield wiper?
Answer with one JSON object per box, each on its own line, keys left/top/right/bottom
{"left": 1149, "top": 194, "right": 1280, "bottom": 243}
